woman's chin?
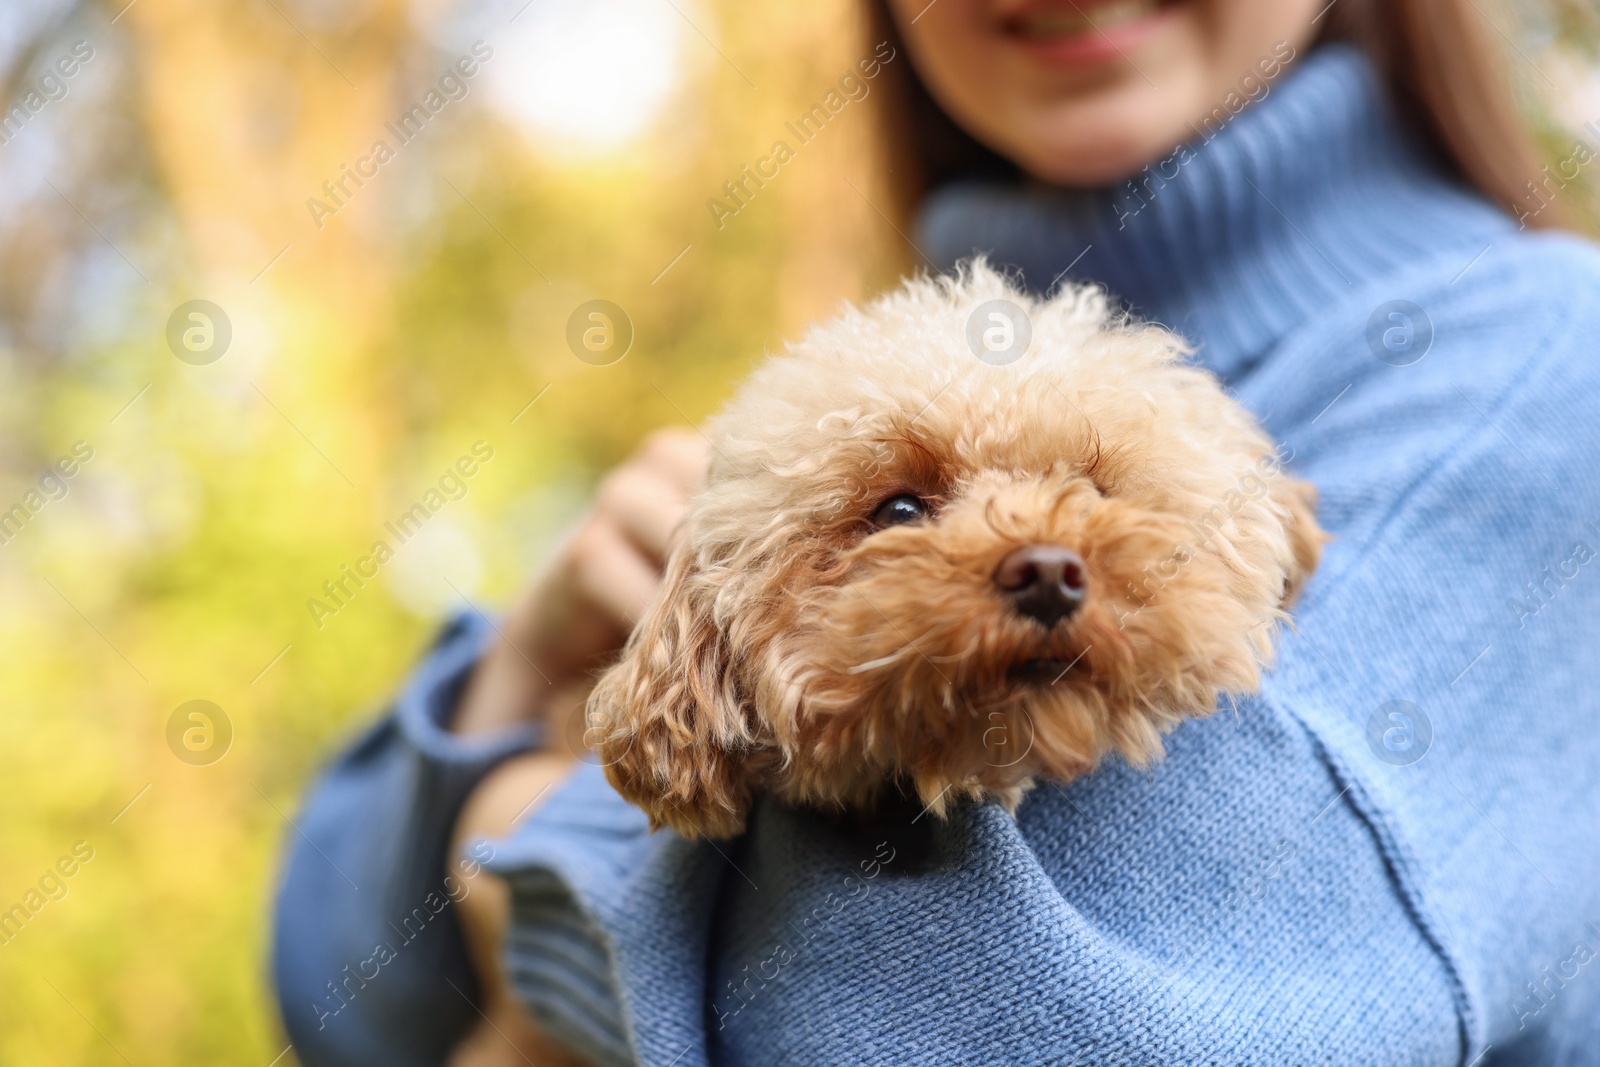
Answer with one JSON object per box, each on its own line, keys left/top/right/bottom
{"left": 1005, "top": 118, "right": 1195, "bottom": 188}
{"left": 977, "top": 65, "right": 1210, "bottom": 187}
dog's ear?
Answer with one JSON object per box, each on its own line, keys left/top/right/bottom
{"left": 1273, "top": 475, "right": 1326, "bottom": 606}
{"left": 590, "top": 549, "right": 755, "bottom": 839}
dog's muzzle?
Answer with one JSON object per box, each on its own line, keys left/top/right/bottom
{"left": 994, "top": 545, "right": 1086, "bottom": 628}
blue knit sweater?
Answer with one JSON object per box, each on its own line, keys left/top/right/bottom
{"left": 273, "top": 46, "right": 1600, "bottom": 1067}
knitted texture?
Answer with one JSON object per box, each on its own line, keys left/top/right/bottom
{"left": 489, "top": 46, "right": 1600, "bottom": 1066}
{"left": 273, "top": 44, "right": 1600, "bottom": 1067}
{"left": 273, "top": 614, "right": 541, "bottom": 1067}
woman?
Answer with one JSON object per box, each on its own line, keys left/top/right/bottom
{"left": 273, "top": 1, "right": 1600, "bottom": 1064}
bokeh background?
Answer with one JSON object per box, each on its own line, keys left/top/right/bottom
{"left": 0, "top": 0, "right": 1595, "bottom": 1062}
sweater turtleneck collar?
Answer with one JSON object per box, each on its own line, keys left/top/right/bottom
{"left": 917, "top": 43, "right": 1514, "bottom": 382}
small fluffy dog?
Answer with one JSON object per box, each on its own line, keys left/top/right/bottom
{"left": 591, "top": 263, "right": 1322, "bottom": 840}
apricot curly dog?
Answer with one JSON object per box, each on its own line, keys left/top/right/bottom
{"left": 592, "top": 262, "right": 1323, "bottom": 839}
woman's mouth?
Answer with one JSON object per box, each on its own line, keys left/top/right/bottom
{"left": 999, "top": 0, "right": 1179, "bottom": 64}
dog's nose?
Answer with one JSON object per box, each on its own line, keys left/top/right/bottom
{"left": 994, "top": 545, "right": 1087, "bottom": 628}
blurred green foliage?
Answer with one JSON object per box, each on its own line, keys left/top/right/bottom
{"left": 0, "top": 0, "right": 898, "bottom": 1061}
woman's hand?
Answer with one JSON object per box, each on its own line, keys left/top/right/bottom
{"left": 445, "top": 429, "right": 706, "bottom": 1066}
{"left": 448, "top": 753, "right": 604, "bottom": 1067}
{"left": 451, "top": 427, "right": 709, "bottom": 738}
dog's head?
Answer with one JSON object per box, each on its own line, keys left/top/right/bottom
{"left": 591, "top": 263, "right": 1323, "bottom": 838}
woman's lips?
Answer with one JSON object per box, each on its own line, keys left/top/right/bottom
{"left": 999, "top": 0, "right": 1178, "bottom": 65}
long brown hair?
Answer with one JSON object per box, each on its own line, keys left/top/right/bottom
{"left": 863, "top": 0, "right": 1567, "bottom": 229}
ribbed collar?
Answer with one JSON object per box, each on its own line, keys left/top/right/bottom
{"left": 917, "top": 44, "right": 1514, "bottom": 382}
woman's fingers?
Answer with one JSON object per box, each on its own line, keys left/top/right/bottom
{"left": 568, "top": 513, "right": 665, "bottom": 628}
{"left": 595, "top": 427, "right": 709, "bottom": 564}
{"left": 451, "top": 426, "right": 711, "bottom": 736}
{"left": 638, "top": 426, "right": 711, "bottom": 498}
{"left": 595, "top": 463, "right": 693, "bottom": 565}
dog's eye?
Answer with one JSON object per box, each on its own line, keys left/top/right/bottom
{"left": 871, "top": 494, "right": 928, "bottom": 529}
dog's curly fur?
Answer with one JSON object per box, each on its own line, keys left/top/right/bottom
{"left": 591, "top": 263, "right": 1324, "bottom": 839}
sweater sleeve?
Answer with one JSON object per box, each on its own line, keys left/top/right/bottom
{"left": 478, "top": 237, "right": 1600, "bottom": 1067}
{"left": 271, "top": 612, "right": 541, "bottom": 1067}
{"left": 1228, "top": 233, "right": 1600, "bottom": 1063}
